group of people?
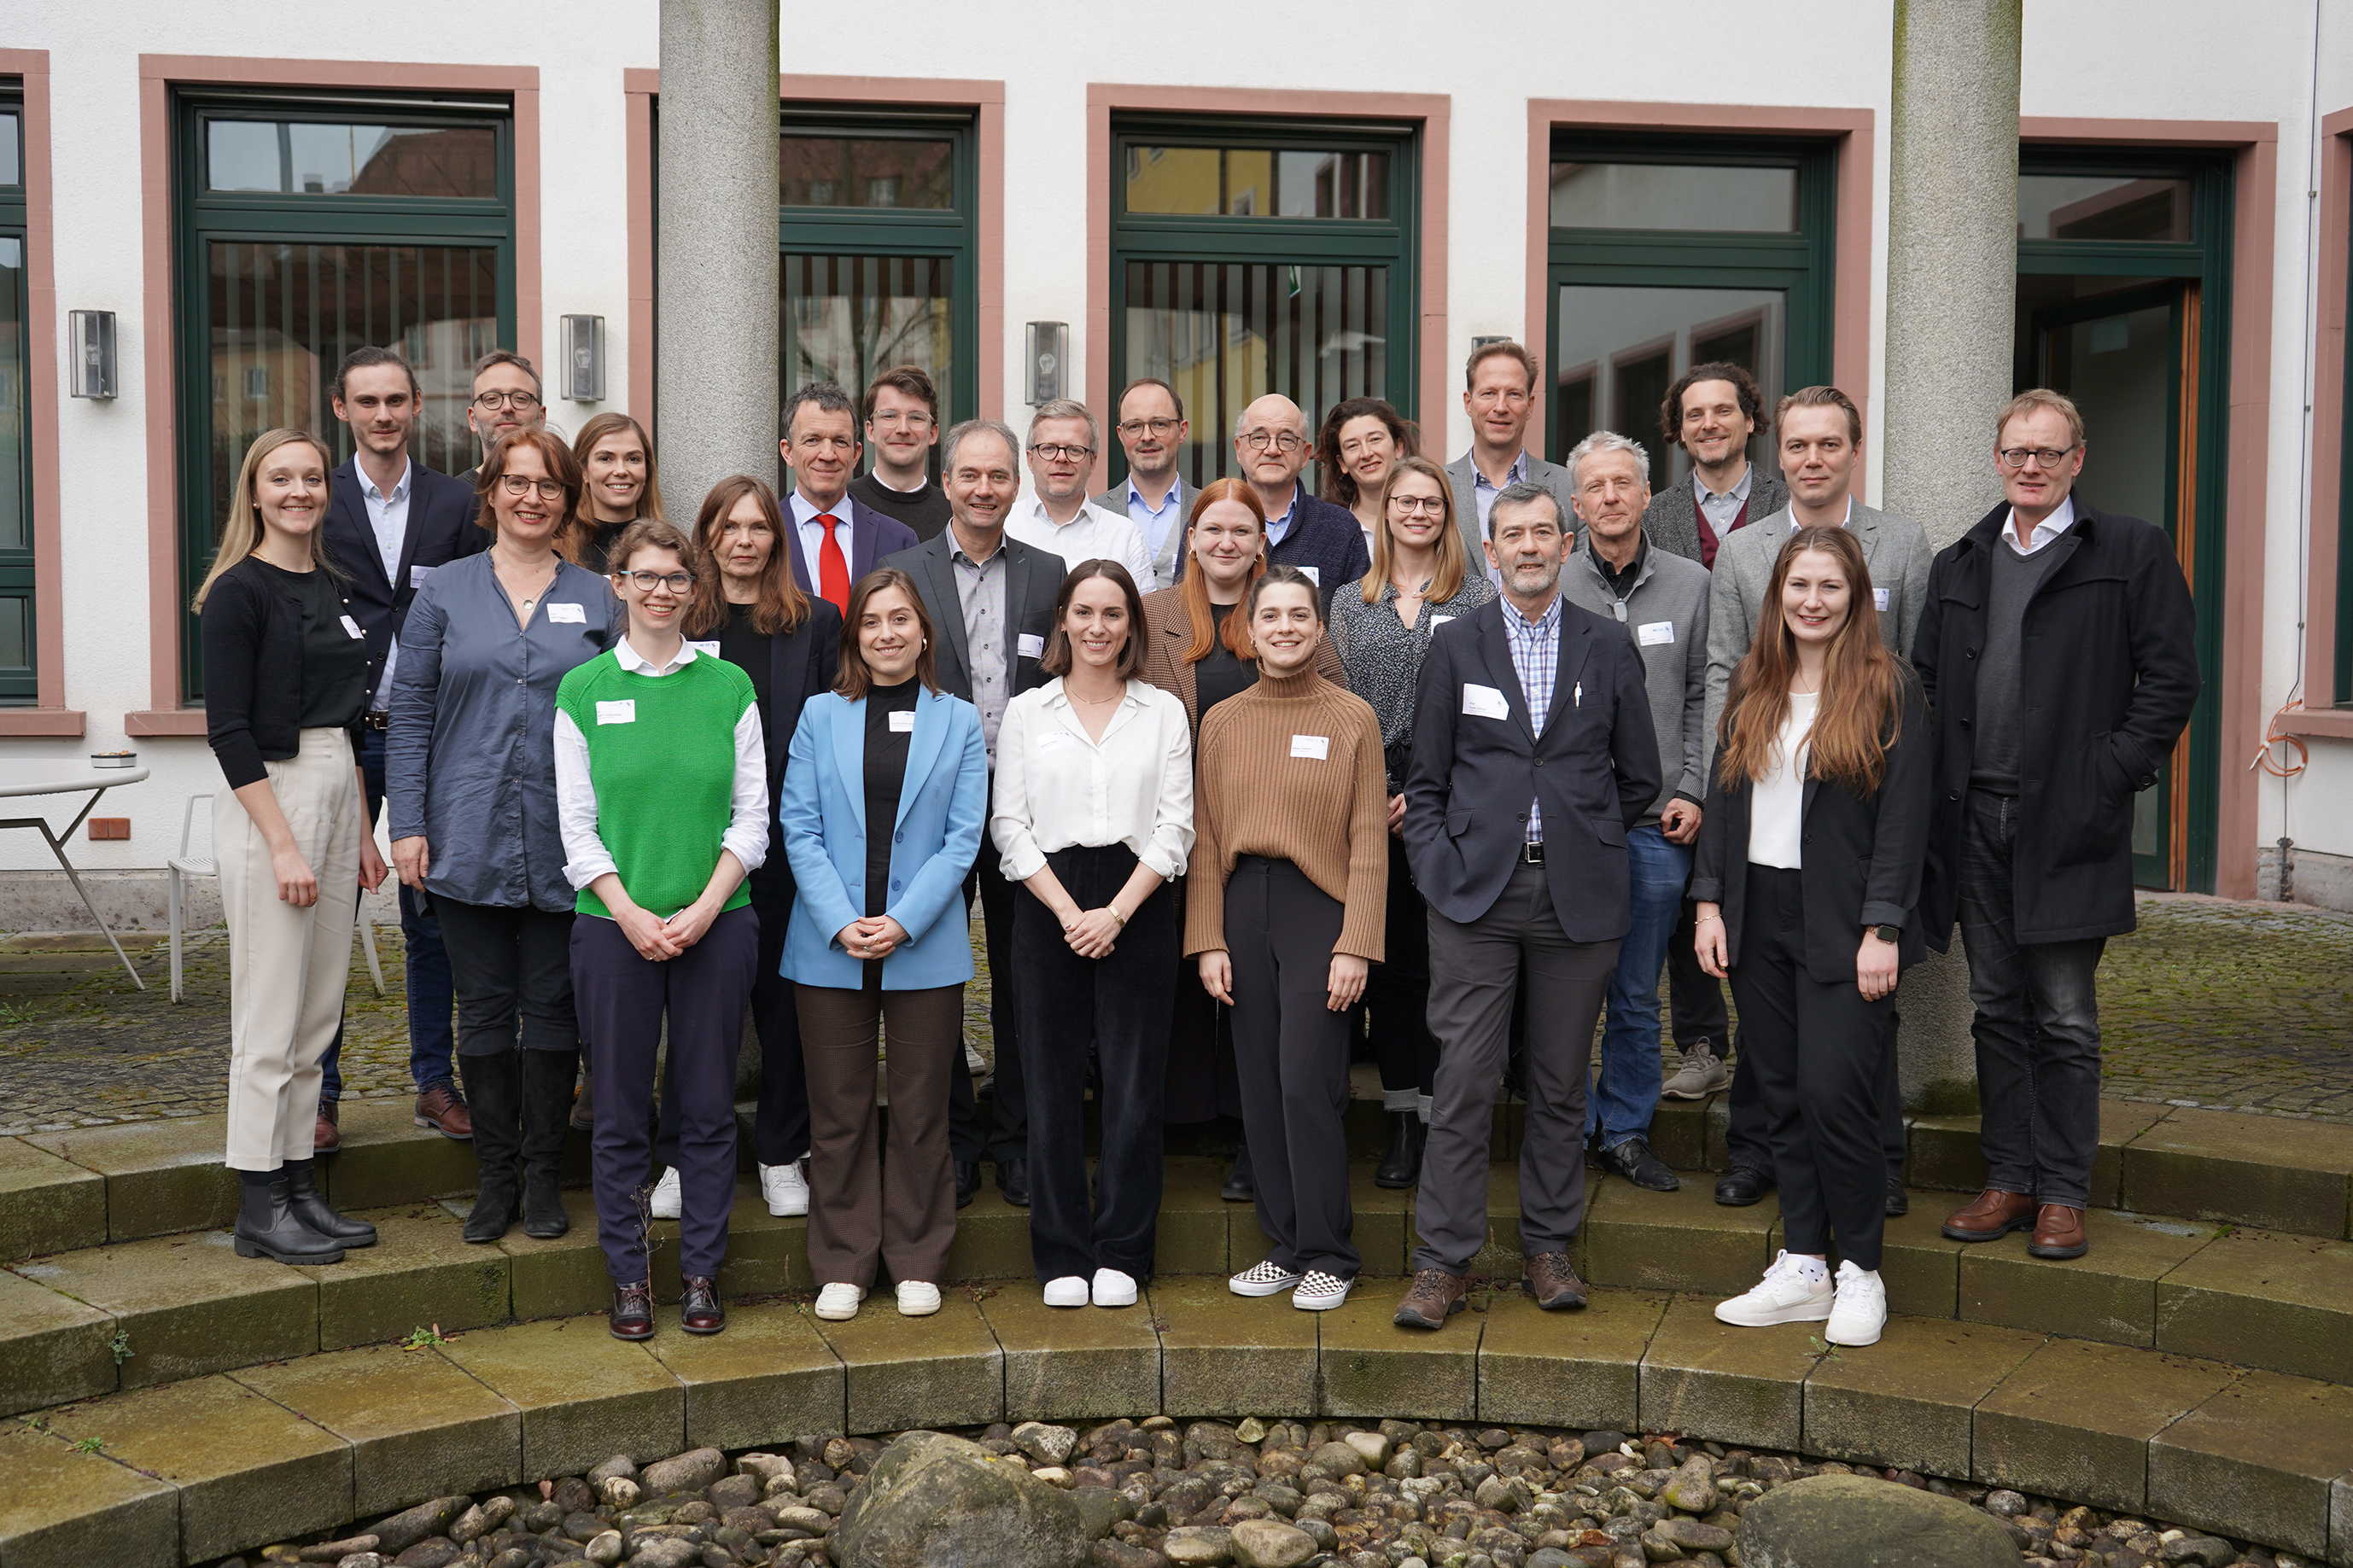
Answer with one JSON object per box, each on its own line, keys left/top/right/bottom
{"left": 199, "top": 334, "right": 2196, "bottom": 1353}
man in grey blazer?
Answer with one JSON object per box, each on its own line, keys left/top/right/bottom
{"left": 1093, "top": 377, "right": 1196, "bottom": 592}
{"left": 1445, "top": 341, "right": 1580, "bottom": 577}
{"left": 1642, "top": 361, "right": 1789, "bottom": 568}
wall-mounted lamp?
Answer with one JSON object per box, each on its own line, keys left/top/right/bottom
{"left": 1025, "top": 321, "right": 1068, "bottom": 406}
{"left": 68, "top": 311, "right": 117, "bottom": 399}
{"left": 560, "top": 314, "right": 606, "bottom": 402}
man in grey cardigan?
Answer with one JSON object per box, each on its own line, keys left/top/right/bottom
{"left": 1702, "top": 384, "right": 1932, "bottom": 1215}
{"left": 1560, "top": 431, "right": 1712, "bottom": 1197}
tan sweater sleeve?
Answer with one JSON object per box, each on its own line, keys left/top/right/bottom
{"left": 1334, "top": 696, "right": 1390, "bottom": 962}
{"left": 1182, "top": 707, "right": 1231, "bottom": 957}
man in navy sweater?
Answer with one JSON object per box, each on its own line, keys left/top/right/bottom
{"left": 1226, "top": 394, "right": 1370, "bottom": 611}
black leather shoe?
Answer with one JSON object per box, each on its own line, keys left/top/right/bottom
{"left": 954, "top": 1159, "right": 980, "bottom": 1210}
{"left": 1221, "top": 1142, "right": 1256, "bottom": 1204}
{"left": 1374, "top": 1112, "right": 1425, "bottom": 1189}
{"left": 610, "top": 1280, "right": 654, "bottom": 1341}
{"left": 1600, "top": 1136, "right": 1680, "bottom": 1192}
{"left": 1885, "top": 1174, "right": 1911, "bottom": 1217}
{"left": 233, "top": 1175, "right": 345, "bottom": 1265}
{"left": 283, "top": 1163, "right": 377, "bottom": 1246}
{"left": 1714, "top": 1165, "right": 1775, "bottom": 1207}
{"left": 996, "top": 1156, "right": 1031, "bottom": 1208}
{"left": 680, "top": 1275, "right": 725, "bottom": 1336}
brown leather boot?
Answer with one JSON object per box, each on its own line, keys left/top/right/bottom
{"left": 1522, "top": 1251, "right": 1589, "bottom": 1311}
{"left": 1940, "top": 1187, "right": 2037, "bottom": 1243}
{"left": 312, "top": 1099, "right": 341, "bottom": 1154}
{"left": 1393, "top": 1268, "right": 1467, "bottom": 1329}
{"left": 2029, "top": 1204, "right": 2089, "bottom": 1260}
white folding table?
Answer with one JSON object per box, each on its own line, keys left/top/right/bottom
{"left": 0, "top": 761, "right": 153, "bottom": 989}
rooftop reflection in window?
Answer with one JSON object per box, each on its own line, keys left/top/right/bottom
{"left": 2017, "top": 175, "right": 2192, "bottom": 242}
{"left": 780, "top": 138, "right": 954, "bottom": 208}
{"left": 205, "top": 119, "right": 499, "bottom": 199}
{"left": 1550, "top": 162, "right": 1796, "bottom": 232}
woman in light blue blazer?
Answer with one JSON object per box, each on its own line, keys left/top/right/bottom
{"left": 781, "top": 567, "right": 987, "bottom": 1322}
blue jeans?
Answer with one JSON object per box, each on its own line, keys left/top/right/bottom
{"left": 318, "top": 724, "right": 458, "bottom": 1100}
{"left": 1586, "top": 822, "right": 1689, "bottom": 1149}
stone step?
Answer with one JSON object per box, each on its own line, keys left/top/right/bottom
{"left": 6, "top": 1285, "right": 2352, "bottom": 1568}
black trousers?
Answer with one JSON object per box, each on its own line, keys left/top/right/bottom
{"left": 655, "top": 866, "right": 806, "bottom": 1169}
{"left": 433, "top": 898, "right": 579, "bottom": 1056}
{"left": 1729, "top": 866, "right": 1893, "bottom": 1271}
{"left": 1226, "top": 857, "right": 1358, "bottom": 1278}
{"left": 1014, "top": 846, "right": 1176, "bottom": 1284}
{"left": 1365, "top": 833, "right": 1437, "bottom": 1101}
{"left": 949, "top": 836, "right": 1026, "bottom": 1165}
{"left": 1722, "top": 994, "right": 1907, "bottom": 1179}
{"left": 1667, "top": 897, "right": 1731, "bottom": 1046}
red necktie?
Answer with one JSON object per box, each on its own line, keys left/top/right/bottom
{"left": 816, "top": 513, "right": 850, "bottom": 611}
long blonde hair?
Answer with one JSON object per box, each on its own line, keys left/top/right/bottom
{"left": 191, "top": 428, "right": 337, "bottom": 610}
{"left": 1361, "top": 453, "right": 1468, "bottom": 606}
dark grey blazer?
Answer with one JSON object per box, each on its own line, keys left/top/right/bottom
{"left": 1091, "top": 474, "right": 1197, "bottom": 591}
{"left": 1445, "top": 452, "right": 1579, "bottom": 569}
{"left": 1643, "top": 466, "right": 1790, "bottom": 565}
{"left": 879, "top": 530, "right": 1068, "bottom": 713}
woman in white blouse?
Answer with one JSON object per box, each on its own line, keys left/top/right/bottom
{"left": 991, "top": 560, "right": 1194, "bottom": 1308}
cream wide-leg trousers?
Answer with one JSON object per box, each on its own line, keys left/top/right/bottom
{"left": 217, "top": 726, "right": 362, "bottom": 1171}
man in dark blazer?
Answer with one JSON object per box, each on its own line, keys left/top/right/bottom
{"left": 779, "top": 381, "right": 918, "bottom": 609}
{"left": 1446, "top": 341, "right": 1580, "bottom": 575}
{"left": 1392, "top": 481, "right": 1660, "bottom": 1330}
{"left": 1212, "top": 393, "right": 1369, "bottom": 611}
{"left": 882, "top": 418, "right": 1067, "bottom": 1210}
{"left": 1916, "top": 390, "right": 2198, "bottom": 1265}
{"left": 320, "top": 345, "right": 489, "bottom": 1149}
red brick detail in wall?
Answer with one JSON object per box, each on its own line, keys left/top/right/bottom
{"left": 86, "top": 819, "right": 129, "bottom": 842}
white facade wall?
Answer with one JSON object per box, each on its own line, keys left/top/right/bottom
{"left": 3, "top": 0, "right": 2350, "bottom": 901}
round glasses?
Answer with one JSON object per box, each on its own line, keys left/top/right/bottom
{"left": 618, "top": 570, "right": 695, "bottom": 593}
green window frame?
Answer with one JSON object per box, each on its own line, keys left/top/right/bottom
{"left": 1106, "top": 114, "right": 1420, "bottom": 491}
{"left": 171, "top": 88, "right": 517, "bottom": 702}
{"left": 0, "top": 83, "right": 35, "bottom": 705}
{"left": 1544, "top": 132, "right": 1840, "bottom": 475}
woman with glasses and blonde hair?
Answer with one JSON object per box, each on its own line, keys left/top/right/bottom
{"left": 1329, "top": 454, "right": 1495, "bottom": 1187}
{"left": 569, "top": 413, "right": 665, "bottom": 575}
{"left": 389, "top": 428, "right": 624, "bottom": 1250}
{"left": 1315, "top": 397, "right": 1420, "bottom": 557}
{"left": 197, "top": 428, "right": 388, "bottom": 1265}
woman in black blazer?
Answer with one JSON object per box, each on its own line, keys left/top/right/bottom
{"left": 643, "top": 476, "right": 844, "bottom": 1223}
{"left": 1691, "top": 524, "right": 1930, "bottom": 1350}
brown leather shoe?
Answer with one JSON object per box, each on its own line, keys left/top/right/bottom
{"left": 312, "top": 1099, "right": 341, "bottom": 1154}
{"left": 680, "top": 1275, "right": 725, "bottom": 1335}
{"left": 414, "top": 1085, "right": 474, "bottom": 1140}
{"left": 1940, "top": 1187, "right": 2037, "bottom": 1244}
{"left": 1393, "top": 1268, "right": 1467, "bottom": 1329}
{"left": 609, "top": 1280, "right": 654, "bottom": 1341}
{"left": 568, "top": 1071, "right": 595, "bottom": 1133}
{"left": 2029, "top": 1204, "right": 2089, "bottom": 1261}
{"left": 1522, "top": 1250, "right": 1589, "bottom": 1311}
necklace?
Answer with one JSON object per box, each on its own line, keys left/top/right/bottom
{"left": 495, "top": 545, "right": 557, "bottom": 610}
{"left": 1068, "top": 687, "right": 1123, "bottom": 707}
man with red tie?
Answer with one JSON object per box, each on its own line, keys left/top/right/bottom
{"left": 779, "top": 382, "right": 918, "bottom": 609}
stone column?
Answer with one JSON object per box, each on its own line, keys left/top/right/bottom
{"left": 655, "top": 0, "right": 780, "bottom": 516}
{"left": 1880, "top": 0, "right": 2023, "bottom": 1116}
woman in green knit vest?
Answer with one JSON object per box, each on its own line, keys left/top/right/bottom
{"left": 555, "top": 520, "right": 769, "bottom": 1343}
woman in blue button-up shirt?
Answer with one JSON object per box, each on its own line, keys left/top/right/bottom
{"left": 388, "top": 427, "right": 622, "bottom": 1247}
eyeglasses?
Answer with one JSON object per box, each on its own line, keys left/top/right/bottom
{"left": 498, "top": 475, "right": 567, "bottom": 500}
{"left": 869, "top": 411, "right": 933, "bottom": 428}
{"left": 618, "top": 570, "right": 695, "bottom": 593}
{"left": 474, "top": 389, "right": 541, "bottom": 411}
{"left": 1118, "top": 417, "right": 1181, "bottom": 438}
{"left": 1031, "top": 443, "right": 1095, "bottom": 462}
{"left": 1389, "top": 495, "right": 1445, "bottom": 516}
{"left": 1997, "top": 446, "right": 2077, "bottom": 470}
{"left": 1241, "top": 429, "right": 1305, "bottom": 453}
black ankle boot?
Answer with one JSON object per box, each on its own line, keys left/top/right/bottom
{"left": 1221, "top": 1140, "right": 1256, "bottom": 1203}
{"left": 284, "top": 1161, "right": 376, "bottom": 1246}
{"left": 519, "top": 1050, "right": 576, "bottom": 1239}
{"left": 1374, "top": 1112, "right": 1425, "bottom": 1189}
{"left": 462, "top": 1052, "right": 523, "bottom": 1244}
{"left": 233, "top": 1174, "right": 345, "bottom": 1265}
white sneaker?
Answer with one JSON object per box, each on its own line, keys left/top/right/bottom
{"left": 1043, "top": 1276, "right": 1089, "bottom": 1308}
{"left": 814, "top": 1282, "right": 865, "bottom": 1321}
{"left": 1825, "top": 1260, "right": 1887, "bottom": 1347}
{"left": 759, "top": 1160, "right": 809, "bottom": 1218}
{"left": 896, "top": 1280, "right": 943, "bottom": 1316}
{"left": 1091, "top": 1268, "right": 1138, "bottom": 1308}
{"left": 1229, "top": 1259, "right": 1305, "bottom": 1297}
{"left": 1714, "top": 1250, "right": 1835, "bottom": 1327}
{"left": 1292, "top": 1271, "right": 1353, "bottom": 1311}
{"left": 648, "top": 1167, "right": 682, "bottom": 1221}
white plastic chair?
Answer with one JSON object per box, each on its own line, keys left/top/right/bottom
{"left": 168, "top": 794, "right": 383, "bottom": 1003}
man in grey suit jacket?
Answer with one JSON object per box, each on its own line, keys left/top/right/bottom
{"left": 1093, "top": 377, "right": 1197, "bottom": 591}
{"left": 1642, "top": 361, "right": 1788, "bottom": 568}
{"left": 1446, "top": 341, "right": 1581, "bottom": 574}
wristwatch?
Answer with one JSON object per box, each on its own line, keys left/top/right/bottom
{"left": 1870, "top": 924, "right": 1901, "bottom": 944}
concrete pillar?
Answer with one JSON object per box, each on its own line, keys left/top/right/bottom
{"left": 655, "top": 0, "right": 780, "bottom": 517}
{"left": 1880, "top": 0, "right": 2023, "bottom": 1116}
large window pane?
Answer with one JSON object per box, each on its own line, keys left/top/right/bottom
{"left": 1550, "top": 162, "right": 1796, "bottom": 232}
{"left": 1123, "top": 259, "right": 1388, "bottom": 488}
{"left": 780, "top": 137, "right": 953, "bottom": 209}
{"left": 0, "top": 114, "right": 19, "bottom": 188}
{"left": 0, "top": 234, "right": 23, "bottom": 552}
{"left": 780, "top": 252, "right": 955, "bottom": 457}
{"left": 1126, "top": 147, "right": 1388, "bottom": 219}
{"left": 205, "top": 119, "right": 499, "bottom": 199}
{"left": 2018, "top": 175, "right": 2192, "bottom": 242}
{"left": 1555, "top": 283, "right": 1785, "bottom": 486}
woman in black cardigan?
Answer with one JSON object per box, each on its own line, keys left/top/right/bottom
{"left": 1691, "top": 524, "right": 1930, "bottom": 1349}
{"left": 195, "top": 428, "right": 389, "bottom": 1266}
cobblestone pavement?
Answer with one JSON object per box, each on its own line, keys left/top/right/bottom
{"left": 2, "top": 895, "right": 2346, "bottom": 1134}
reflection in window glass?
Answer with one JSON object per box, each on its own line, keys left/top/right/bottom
{"left": 2017, "top": 176, "right": 2192, "bottom": 242}
{"left": 1125, "top": 147, "right": 1388, "bottom": 219}
{"left": 1556, "top": 283, "right": 1785, "bottom": 486}
{"left": 205, "top": 120, "right": 499, "bottom": 198}
{"left": 0, "top": 114, "right": 19, "bottom": 188}
{"left": 781, "top": 253, "right": 955, "bottom": 487}
{"left": 1124, "top": 259, "right": 1388, "bottom": 487}
{"left": 0, "top": 598, "right": 24, "bottom": 671}
{"left": 0, "top": 235, "right": 22, "bottom": 551}
{"left": 779, "top": 138, "right": 953, "bottom": 208}
{"left": 1549, "top": 162, "right": 1796, "bottom": 232}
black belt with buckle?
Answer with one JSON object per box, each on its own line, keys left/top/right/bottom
{"left": 361, "top": 711, "right": 390, "bottom": 732}
{"left": 1519, "top": 842, "right": 1545, "bottom": 864}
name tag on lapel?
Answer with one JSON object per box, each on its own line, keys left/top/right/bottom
{"left": 1430, "top": 614, "right": 1456, "bottom": 630}
{"left": 1462, "top": 683, "right": 1510, "bottom": 721}
{"left": 686, "top": 641, "right": 719, "bottom": 658}
{"left": 1874, "top": 588, "right": 1890, "bottom": 612}
{"left": 410, "top": 564, "right": 435, "bottom": 589}
{"left": 1290, "top": 734, "right": 1329, "bottom": 761}
{"left": 546, "top": 603, "right": 587, "bottom": 624}
{"left": 596, "top": 700, "right": 635, "bottom": 725}
{"left": 1039, "top": 729, "right": 1077, "bottom": 749}
{"left": 1299, "top": 566, "right": 1320, "bottom": 586}
{"left": 1017, "top": 633, "right": 1045, "bottom": 659}
{"left": 1637, "top": 621, "right": 1675, "bottom": 646}
{"left": 338, "top": 615, "right": 365, "bottom": 640}
{"left": 889, "top": 709, "right": 916, "bottom": 733}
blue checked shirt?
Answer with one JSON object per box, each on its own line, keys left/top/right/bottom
{"left": 1503, "top": 592, "right": 1563, "bottom": 844}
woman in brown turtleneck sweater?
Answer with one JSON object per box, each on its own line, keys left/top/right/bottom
{"left": 1187, "top": 564, "right": 1387, "bottom": 1313}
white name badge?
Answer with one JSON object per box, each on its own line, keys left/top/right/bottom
{"left": 889, "top": 709, "right": 916, "bottom": 733}
{"left": 1290, "top": 734, "right": 1329, "bottom": 761}
{"left": 686, "top": 641, "right": 720, "bottom": 658}
{"left": 1430, "top": 614, "right": 1456, "bottom": 630}
{"left": 1874, "top": 588, "right": 1890, "bottom": 612}
{"left": 1638, "top": 621, "right": 1676, "bottom": 647}
{"left": 1299, "top": 566, "right": 1320, "bottom": 586}
{"left": 410, "top": 564, "right": 435, "bottom": 589}
{"left": 1017, "top": 632, "right": 1045, "bottom": 660}
{"left": 1039, "top": 729, "right": 1077, "bottom": 748}
{"left": 1462, "top": 683, "right": 1511, "bottom": 721}
{"left": 338, "top": 615, "right": 365, "bottom": 640}
{"left": 546, "top": 603, "right": 587, "bottom": 624}
{"left": 596, "top": 700, "right": 636, "bottom": 726}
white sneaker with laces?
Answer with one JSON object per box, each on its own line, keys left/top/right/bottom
{"left": 1292, "top": 1271, "right": 1353, "bottom": 1311}
{"left": 896, "top": 1280, "right": 943, "bottom": 1316}
{"left": 1825, "top": 1260, "right": 1887, "bottom": 1347}
{"left": 1714, "top": 1250, "right": 1834, "bottom": 1327}
{"left": 759, "top": 1160, "right": 809, "bottom": 1218}
{"left": 1042, "top": 1276, "right": 1089, "bottom": 1308}
{"left": 814, "top": 1282, "right": 865, "bottom": 1321}
{"left": 648, "top": 1167, "right": 682, "bottom": 1221}
{"left": 1091, "top": 1268, "right": 1138, "bottom": 1308}
{"left": 1228, "top": 1259, "right": 1305, "bottom": 1297}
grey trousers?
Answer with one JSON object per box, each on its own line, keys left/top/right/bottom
{"left": 1413, "top": 859, "right": 1619, "bottom": 1275}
